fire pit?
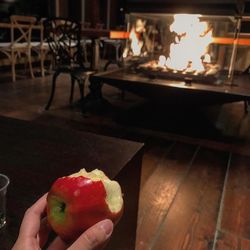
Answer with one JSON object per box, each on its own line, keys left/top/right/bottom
{"left": 86, "top": 2, "right": 250, "bottom": 112}
{"left": 122, "top": 12, "right": 248, "bottom": 85}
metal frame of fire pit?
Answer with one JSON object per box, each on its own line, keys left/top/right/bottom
{"left": 87, "top": 68, "right": 250, "bottom": 113}
{"left": 84, "top": 1, "right": 250, "bottom": 114}
{"left": 121, "top": 2, "right": 249, "bottom": 86}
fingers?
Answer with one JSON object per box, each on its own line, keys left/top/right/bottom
{"left": 18, "top": 193, "right": 48, "bottom": 239}
{"left": 68, "top": 219, "right": 113, "bottom": 250}
{"left": 47, "top": 237, "right": 68, "bottom": 250}
{"left": 38, "top": 217, "right": 52, "bottom": 248}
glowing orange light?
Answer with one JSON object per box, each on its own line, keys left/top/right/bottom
{"left": 110, "top": 31, "right": 129, "bottom": 39}
{"left": 212, "top": 37, "right": 250, "bottom": 46}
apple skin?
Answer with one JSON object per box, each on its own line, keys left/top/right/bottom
{"left": 47, "top": 175, "right": 123, "bottom": 243}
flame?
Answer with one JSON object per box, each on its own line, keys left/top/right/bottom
{"left": 123, "top": 19, "right": 146, "bottom": 58}
{"left": 129, "top": 27, "right": 143, "bottom": 56}
{"left": 158, "top": 55, "right": 167, "bottom": 67}
{"left": 123, "top": 27, "right": 143, "bottom": 58}
{"left": 163, "top": 14, "right": 213, "bottom": 73}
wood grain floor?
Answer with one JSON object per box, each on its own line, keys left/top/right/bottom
{"left": 1, "top": 71, "right": 250, "bottom": 249}
{"left": 138, "top": 144, "right": 250, "bottom": 250}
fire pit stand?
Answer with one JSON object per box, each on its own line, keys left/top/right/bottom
{"left": 86, "top": 68, "right": 250, "bottom": 112}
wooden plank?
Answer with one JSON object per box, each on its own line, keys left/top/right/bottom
{"left": 136, "top": 142, "right": 197, "bottom": 250}
{"left": 220, "top": 154, "right": 250, "bottom": 240}
{"left": 0, "top": 22, "right": 41, "bottom": 29}
{"left": 140, "top": 141, "right": 173, "bottom": 189}
{"left": 215, "top": 231, "right": 250, "bottom": 250}
{"left": 152, "top": 147, "right": 229, "bottom": 250}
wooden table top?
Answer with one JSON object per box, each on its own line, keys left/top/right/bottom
{"left": 0, "top": 22, "right": 42, "bottom": 29}
{"left": 0, "top": 116, "right": 143, "bottom": 250}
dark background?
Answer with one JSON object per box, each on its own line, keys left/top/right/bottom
{"left": 0, "top": 0, "right": 51, "bottom": 21}
{"left": 125, "top": 0, "right": 250, "bottom": 15}
{"left": 0, "top": 0, "right": 249, "bottom": 27}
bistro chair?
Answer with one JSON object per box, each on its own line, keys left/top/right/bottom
{"left": 44, "top": 17, "right": 93, "bottom": 111}
{"left": 0, "top": 15, "right": 37, "bottom": 82}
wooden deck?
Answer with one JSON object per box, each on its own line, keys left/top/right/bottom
{"left": 1, "top": 70, "right": 250, "bottom": 249}
{"left": 138, "top": 142, "right": 250, "bottom": 249}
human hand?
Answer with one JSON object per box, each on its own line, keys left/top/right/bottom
{"left": 12, "top": 194, "right": 114, "bottom": 250}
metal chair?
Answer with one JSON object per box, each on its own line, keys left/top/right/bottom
{"left": 43, "top": 17, "right": 93, "bottom": 111}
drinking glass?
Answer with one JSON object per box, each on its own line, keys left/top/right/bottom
{"left": 0, "top": 174, "right": 10, "bottom": 229}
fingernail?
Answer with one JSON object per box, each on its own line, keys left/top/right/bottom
{"left": 99, "top": 219, "right": 113, "bottom": 237}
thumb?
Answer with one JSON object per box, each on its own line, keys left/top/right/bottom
{"left": 68, "top": 219, "right": 114, "bottom": 250}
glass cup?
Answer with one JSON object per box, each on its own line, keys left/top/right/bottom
{"left": 0, "top": 174, "right": 10, "bottom": 229}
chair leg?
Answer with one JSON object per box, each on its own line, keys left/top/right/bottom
{"left": 103, "top": 42, "right": 107, "bottom": 59}
{"left": 28, "top": 52, "right": 34, "bottom": 79}
{"left": 40, "top": 51, "right": 45, "bottom": 77}
{"left": 244, "top": 100, "right": 249, "bottom": 114}
{"left": 78, "top": 78, "right": 86, "bottom": 113}
{"left": 115, "top": 44, "right": 120, "bottom": 62}
{"left": 45, "top": 72, "right": 59, "bottom": 110}
{"left": 11, "top": 53, "right": 16, "bottom": 82}
{"left": 78, "top": 79, "right": 84, "bottom": 100}
{"left": 70, "top": 77, "right": 75, "bottom": 104}
{"left": 82, "top": 43, "right": 89, "bottom": 63}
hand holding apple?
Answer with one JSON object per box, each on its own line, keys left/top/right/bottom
{"left": 12, "top": 194, "right": 115, "bottom": 250}
{"left": 47, "top": 168, "right": 124, "bottom": 243}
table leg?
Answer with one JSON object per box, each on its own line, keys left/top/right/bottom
{"left": 81, "top": 76, "right": 105, "bottom": 113}
{"left": 91, "top": 38, "right": 100, "bottom": 71}
{"left": 107, "top": 151, "right": 143, "bottom": 250}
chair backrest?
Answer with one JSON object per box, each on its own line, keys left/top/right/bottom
{"left": 37, "top": 18, "right": 48, "bottom": 46}
{"left": 10, "top": 15, "right": 37, "bottom": 47}
{"left": 44, "top": 17, "right": 83, "bottom": 68}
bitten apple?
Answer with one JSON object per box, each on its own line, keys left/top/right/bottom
{"left": 47, "top": 168, "right": 123, "bottom": 242}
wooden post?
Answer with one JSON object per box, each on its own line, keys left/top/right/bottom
{"left": 90, "top": 0, "right": 100, "bottom": 28}
{"left": 55, "top": 0, "right": 59, "bottom": 17}
{"left": 107, "top": 0, "right": 110, "bottom": 29}
{"left": 81, "top": 0, "right": 85, "bottom": 23}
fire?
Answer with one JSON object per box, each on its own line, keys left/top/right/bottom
{"left": 124, "top": 14, "right": 214, "bottom": 75}
{"left": 162, "top": 14, "right": 213, "bottom": 73}
{"left": 129, "top": 27, "right": 144, "bottom": 56}
{"left": 123, "top": 19, "right": 145, "bottom": 58}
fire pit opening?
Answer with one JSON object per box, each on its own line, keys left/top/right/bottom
{"left": 122, "top": 12, "right": 245, "bottom": 85}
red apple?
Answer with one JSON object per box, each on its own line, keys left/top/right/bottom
{"left": 47, "top": 168, "right": 124, "bottom": 242}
